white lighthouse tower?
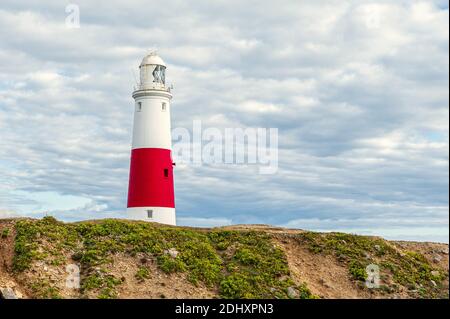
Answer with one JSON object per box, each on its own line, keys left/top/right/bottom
{"left": 127, "top": 52, "right": 176, "bottom": 225}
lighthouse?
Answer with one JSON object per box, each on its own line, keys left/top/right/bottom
{"left": 127, "top": 52, "right": 176, "bottom": 225}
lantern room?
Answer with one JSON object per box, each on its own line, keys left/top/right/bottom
{"left": 139, "top": 52, "right": 166, "bottom": 89}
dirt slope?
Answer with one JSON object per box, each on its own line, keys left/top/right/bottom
{"left": 0, "top": 218, "right": 448, "bottom": 299}
{"left": 0, "top": 219, "right": 27, "bottom": 298}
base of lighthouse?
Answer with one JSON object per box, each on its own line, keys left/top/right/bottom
{"left": 127, "top": 206, "right": 176, "bottom": 225}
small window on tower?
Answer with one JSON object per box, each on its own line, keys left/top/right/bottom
{"left": 164, "top": 168, "right": 169, "bottom": 178}
{"left": 137, "top": 102, "right": 142, "bottom": 112}
{"left": 162, "top": 102, "right": 166, "bottom": 112}
{"left": 147, "top": 210, "right": 153, "bottom": 219}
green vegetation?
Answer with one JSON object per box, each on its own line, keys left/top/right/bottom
{"left": 1, "top": 228, "right": 10, "bottom": 238}
{"left": 13, "top": 217, "right": 315, "bottom": 299}
{"left": 209, "top": 230, "right": 317, "bottom": 299}
{"left": 81, "top": 271, "right": 123, "bottom": 299}
{"left": 29, "top": 279, "right": 61, "bottom": 299}
{"left": 135, "top": 266, "right": 151, "bottom": 281}
{"left": 13, "top": 216, "right": 77, "bottom": 272}
{"left": 9, "top": 218, "right": 447, "bottom": 299}
{"left": 348, "top": 260, "right": 367, "bottom": 281}
{"left": 296, "top": 231, "right": 447, "bottom": 298}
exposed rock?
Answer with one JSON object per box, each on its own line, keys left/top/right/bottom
{"left": 324, "top": 283, "right": 333, "bottom": 289}
{"left": 432, "top": 255, "right": 443, "bottom": 263}
{"left": 441, "top": 248, "right": 449, "bottom": 255}
{"left": 319, "top": 278, "right": 333, "bottom": 289}
{"left": 406, "top": 283, "right": 418, "bottom": 291}
{"left": 431, "top": 270, "right": 440, "bottom": 277}
{"left": 374, "top": 245, "right": 381, "bottom": 251}
{"left": 430, "top": 280, "right": 437, "bottom": 288}
{"left": 48, "top": 268, "right": 58, "bottom": 274}
{"left": 287, "top": 286, "right": 298, "bottom": 299}
{"left": 356, "top": 281, "right": 366, "bottom": 290}
{"left": 0, "top": 287, "right": 17, "bottom": 299}
{"left": 165, "top": 248, "right": 179, "bottom": 258}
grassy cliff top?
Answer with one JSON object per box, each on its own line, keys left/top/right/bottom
{"left": 0, "top": 217, "right": 448, "bottom": 299}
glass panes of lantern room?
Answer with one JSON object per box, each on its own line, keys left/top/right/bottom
{"left": 152, "top": 65, "right": 166, "bottom": 84}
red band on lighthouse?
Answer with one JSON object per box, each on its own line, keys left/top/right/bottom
{"left": 127, "top": 148, "right": 175, "bottom": 208}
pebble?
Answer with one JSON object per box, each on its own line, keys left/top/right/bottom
{"left": 0, "top": 287, "right": 17, "bottom": 299}
{"left": 165, "top": 248, "right": 179, "bottom": 258}
{"left": 432, "top": 255, "right": 443, "bottom": 263}
{"left": 431, "top": 270, "right": 440, "bottom": 277}
{"left": 287, "top": 286, "right": 298, "bottom": 299}
{"left": 319, "top": 279, "right": 333, "bottom": 289}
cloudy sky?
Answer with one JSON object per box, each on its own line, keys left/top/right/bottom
{"left": 0, "top": 0, "right": 448, "bottom": 242}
